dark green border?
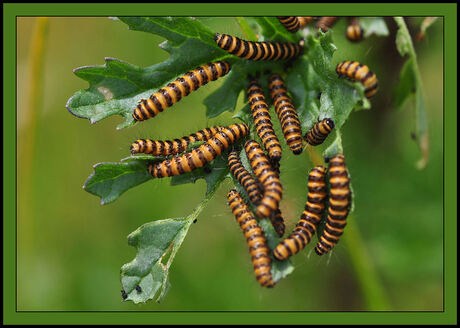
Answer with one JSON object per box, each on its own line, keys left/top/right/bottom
{"left": 5, "top": 2, "right": 457, "bottom": 325}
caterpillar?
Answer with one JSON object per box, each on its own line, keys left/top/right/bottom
{"left": 316, "top": 16, "right": 339, "bottom": 32}
{"left": 247, "top": 79, "right": 283, "bottom": 162}
{"left": 298, "top": 16, "right": 315, "bottom": 29}
{"left": 315, "top": 154, "right": 351, "bottom": 256}
{"left": 227, "top": 189, "right": 275, "bottom": 288}
{"left": 336, "top": 60, "right": 378, "bottom": 98}
{"left": 273, "top": 166, "right": 327, "bottom": 261}
{"left": 148, "top": 123, "right": 249, "bottom": 178}
{"left": 130, "top": 126, "right": 223, "bottom": 156}
{"left": 270, "top": 208, "right": 286, "bottom": 238}
{"left": 268, "top": 73, "right": 303, "bottom": 155}
{"left": 214, "top": 33, "right": 303, "bottom": 61}
{"left": 345, "top": 17, "right": 364, "bottom": 42}
{"left": 227, "top": 151, "right": 263, "bottom": 205}
{"left": 228, "top": 150, "right": 285, "bottom": 236}
{"left": 244, "top": 140, "right": 283, "bottom": 219}
{"left": 304, "top": 118, "right": 335, "bottom": 146}
{"left": 277, "top": 16, "right": 301, "bottom": 33}
{"left": 132, "top": 61, "right": 231, "bottom": 121}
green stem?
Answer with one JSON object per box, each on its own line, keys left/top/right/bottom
{"left": 20, "top": 17, "right": 50, "bottom": 249}
{"left": 343, "top": 218, "right": 392, "bottom": 310}
{"left": 394, "top": 17, "right": 429, "bottom": 169}
{"left": 308, "top": 145, "right": 390, "bottom": 310}
{"left": 235, "top": 17, "right": 258, "bottom": 41}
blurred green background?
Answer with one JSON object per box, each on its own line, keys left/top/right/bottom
{"left": 17, "top": 17, "right": 443, "bottom": 311}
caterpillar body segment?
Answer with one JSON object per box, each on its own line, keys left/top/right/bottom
{"left": 227, "top": 189, "right": 276, "bottom": 288}
{"left": 214, "top": 33, "right": 303, "bottom": 61}
{"left": 268, "top": 73, "right": 303, "bottom": 155}
{"left": 244, "top": 140, "right": 283, "bottom": 219}
{"left": 315, "top": 154, "right": 351, "bottom": 256}
{"left": 277, "top": 16, "right": 301, "bottom": 33}
{"left": 336, "top": 60, "right": 378, "bottom": 98}
{"left": 304, "top": 118, "right": 335, "bottom": 146}
{"left": 345, "top": 17, "right": 364, "bottom": 42}
{"left": 273, "top": 166, "right": 327, "bottom": 261}
{"left": 133, "top": 61, "right": 231, "bottom": 121}
{"left": 148, "top": 123, "right": 249, "bottom": 178}
{"left": 269, "top": 208, "right": 286, "bottom": 238}
{"left": 247, "top": 79, "right": 283, "bottom": 162}
{"left": 227, "top": 151, "right": 263, "bottom": 205}
{"left": 131, "top": 126, "right": 223, "bottom": 156}
{"left": 298, "top": 16, "right": 315, "bottom": 28}
{"left": 316, "top": 16, "right": 339, "bottom": 32}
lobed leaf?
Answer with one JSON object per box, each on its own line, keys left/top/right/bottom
{"left": 83, "top": 159, "right": 155, "bottom": 205}
{"left": 67, "top": 17, "right": 231, "bottom": 130}
{"left": 120, "top": 217, "right": 193, "bottom": 304}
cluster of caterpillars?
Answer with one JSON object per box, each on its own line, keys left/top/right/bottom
{"left": 123, "top": 18, "right": 378, "bottom": 295}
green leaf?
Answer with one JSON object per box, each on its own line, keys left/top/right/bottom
{"left": 170, "top": 153, "right": 229, "bottom": 197}
{"left": 360, "top": 17, "right": 389, "bottom": 37}
{"left": 394, "top": 17, "right": 429, "bottom": 169}
{"left": 248, "top": 17, "right": 300, "bottom": 43}
{"left": 292, "top": 32, "right": 369, "bottom": 155}
{"left": 393, "top": 58, "right": 416, "bottom": 109}
{"left": 67, "top": 17, "right": 231, "bottom": 130}
{"left": 120, "top": 217, "right": 193, "bottom": 304}
{"left": 120, "top": 175, "right": 217, "bottom": 304}
{"left": 83, "top": 159, "right": 155, "bottom": 205}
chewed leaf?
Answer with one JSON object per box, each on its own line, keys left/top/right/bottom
{"left": 83, "top": 159, "right": 155, "bottom": 205}
{"left": 67, "top": 17, "right": 231, "bottom": 130}
{"left": 120, "top": 217, "right": 192, "bottom": 304}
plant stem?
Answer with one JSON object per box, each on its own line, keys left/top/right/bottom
{"left": 20, "top": 17, "right": 50, "bottom": 250}
{"left": 235, "top": 17, "right": 258, "bottom": 41}
{"left": 394, "top": 17, "right": 429, "bottom": 169}
{"left": 308, "top": 145, "right": 391, "bottom": 310}
{"left": 343, "top": 218, "right": 392, "bottom": 310}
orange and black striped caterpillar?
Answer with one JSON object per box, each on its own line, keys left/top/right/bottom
{"left": 277, "top": 16, "right": 315, "bottom": 33}
{"left": 131, "top": 126, "right": 223, "bottom": 156}
{"left": 273, "top": 166, "right": 327, "bottom": 261}
{"left": 227, "top": 151, "right": 263, "bottom": 205}
{"left": 315, "top": 154, "right": 351, "bottom": 256}
{"left": 227, "top": 150, "right": 285, "bottom": 237}
{"left": 316, "top": 16, "right": 339, "bottom": 32}
{"left": 336, "top": 60, "right": 378, "bottom": 98}
{"left": 132, "top": 61, "right": 231, "bottom": 122}
{"left": 245, "top": 140, "right": 283, "bottom": 219}
{"left": 277, "top": 16, "right": 301, "bottom": 33}
{"left": 148, "top": 123, "right": 249, "bottom": 178}
{"left": 247, "top": 79, "right": 283, "bottom": 162}
{"left": 345, "top": 17, "right": 364, "bottom": 42}
{"left": 268, "top": 73, "right": 303, "bottom": 155}
{"left": 298, "top": 16, "right": 315, "bottom": 29}
{"left": 270, "top": 208, "right": 286, "bottom": 238}
{"left": 214, "top": 33, "right": 303, "bottom": 61}
{"left": 227, "top": 189, "right": 276, "bottom": 288}
{"left": 304, "top": 118, "right": 335, "bottom": 146}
